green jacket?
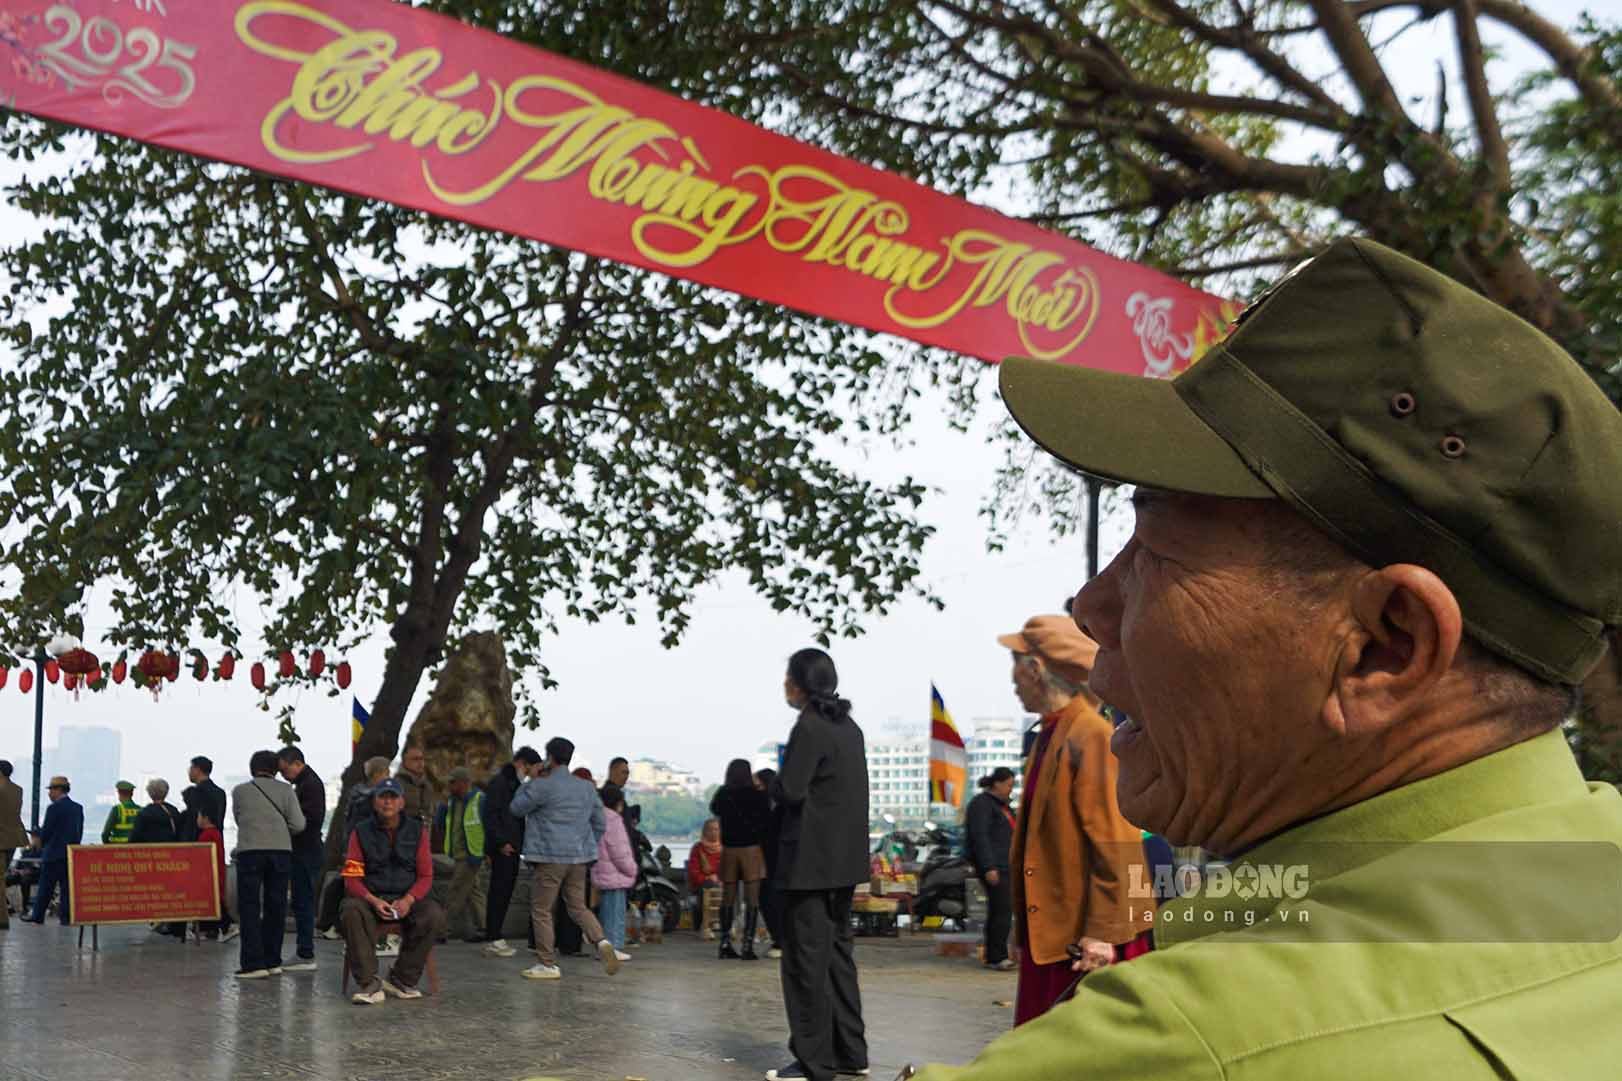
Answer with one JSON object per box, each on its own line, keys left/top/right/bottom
{"left": 102, "top": 799, "right": 140, "bottom": 844}
{"left": 916, "top": 730, "right": 1622, "bottom": 1080}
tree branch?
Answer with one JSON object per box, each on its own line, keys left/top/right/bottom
{"left": 1302, "top": 0, "right": 1413, "bottom": 123}
{"left": 1452, "top": 0, "right": 1511, "bottom": 192}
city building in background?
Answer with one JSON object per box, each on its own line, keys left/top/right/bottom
{"left": 624, "top": 757, "right": 705, "bottom": 798}
{"left": 867, "top": 716, "right": 1028, "bottom": 828}
{"left": 46, "top": 726, "right": 123, "bottom": 811}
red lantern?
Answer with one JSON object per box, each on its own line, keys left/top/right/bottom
{"left": 193, "top": 655, "right": 208, "bottom": 681}
{"left": 45, "top": 660, "right": 60, "bottom": 684}
{"left": 251, "top": 662, "right": 267, "bottom": 691}
{"left": 308, "top": 649, "right": 326, "bottom": 678}
{"left": 218, "top": 653, "right": 236, "bottom": 680}
{"left": 166, "top": 652, "right": 180, "bottom": 681}
{"left": 335, "top": 661, "right": 352, "bottom": 690}
{"left": 136, "top": 650, "right": 167, "bottom": 681}
{"left": 0, "top": 668, "right": 7, "bottom": 690}
{"left": 19, "top": 669, "right": 33, "bottom": 694}
{"left": 111, "top": 658, "right": 127, "bottom": 684}
{"left": 57, "top": 648, "right": 99, "bottom": 677}
{"left": 277, "top": 650, "right": 296, "bottom": 679}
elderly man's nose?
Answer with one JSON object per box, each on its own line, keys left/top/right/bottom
{"left": 1072, "top": 562, "right": 1122, "bottom": 646}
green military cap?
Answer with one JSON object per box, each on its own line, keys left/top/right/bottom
{"left": 115, "top": 780, "right": 135, "bottom": 791}
{"left": 1000, "top": 238, "right": 1622, "bottom": 685}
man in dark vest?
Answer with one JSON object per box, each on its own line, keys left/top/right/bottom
{"left": 337, "top": 779, "right": 445, "bottom": 1004}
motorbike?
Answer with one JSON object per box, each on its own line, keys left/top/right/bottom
{"left": 911, "top": 825, "right": 974, "bottom": 928}
{"left": 629, "top": 844, "right": 682, "bottom": 934}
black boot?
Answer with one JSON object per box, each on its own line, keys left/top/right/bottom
{"left": 740, "top": 906, "right": 760, "bottom": 960}
{"left": 718, "top": 905, "right": 739, "bottom": 959}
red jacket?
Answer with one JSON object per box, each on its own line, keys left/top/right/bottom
{"left": 687, "top": 842, "right": 722, "bottom": 889}
{"left": 198, "top": 826, "right": 226, "bottom": 907}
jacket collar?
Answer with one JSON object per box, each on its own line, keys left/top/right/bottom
{"left": 1154, "top": 729, "right": 1586, "bottom": 948}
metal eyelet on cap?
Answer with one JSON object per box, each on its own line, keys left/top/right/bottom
{"left": 1390, "top": 392, "right": 1416, "bottom": 417}
{"left": 1440, "top": 435, "right": 1467, "bottom": 459}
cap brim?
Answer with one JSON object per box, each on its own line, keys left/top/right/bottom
{"left": 999, "top": 356, "right": 1274, "bottom": 499}
{"left": 996, "top": 632, "right": 1031, "bottom": 652}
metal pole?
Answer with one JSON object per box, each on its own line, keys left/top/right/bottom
{"left": 30, "top": 646, "right": 47, "bottom": 831}
{"left": 1085, "top": 478, "right": 1102, "bottom": 580}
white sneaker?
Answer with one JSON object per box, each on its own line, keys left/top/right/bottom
{"left": 614, "top": 949, "right": 632, "bottom": 962}
{"left": 221, "top": 927, "right": 240, "bottom": 943}
{"left": 483, "top": 939, "right": 517, "bottom": 958}
{"left": 767, "top": 946, "right": 783, "bottom": 959}
{"left": 522, "top": 963, "right": 562, "bottom": 980}
{"left": 266, "top": 966, "right": 284, "bottom": 975}
{"left": 234, "top": 968, "right": 269, "bottom": 980}
{"left": 597, "top": 938, "right": 622, "bottom": 975}
{"left": 320, "top": 927, "right": 341, "bottom": 940}
{"left": 377, "top": 935, "right": 401, "bottom": 957}
{"left": 350, "top": 985, "right": 385, "bottom": 1005}
{"left": 282, "top": 958, "right": 318, "bottom": 972}
{"left": 381, "top": 977, "right": 423, "bottom": 1000}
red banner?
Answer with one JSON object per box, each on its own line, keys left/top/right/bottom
{"left": 67, "top": 842, "right": 220, "bottom": 925}
{"left": 0, "top": 1, "right": 1234, "bottom": 374}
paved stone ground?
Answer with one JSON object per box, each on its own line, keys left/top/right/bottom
{"left": 0, "top": 923, "right": 1014, "bottom": 1081}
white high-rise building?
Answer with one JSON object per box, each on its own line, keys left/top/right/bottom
{"left": 865, "top": 717, "right": 1031, "bottom": 828}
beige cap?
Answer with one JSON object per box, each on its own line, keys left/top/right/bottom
{"left": 997, "top": 615, "right": 1100, "bottom": 685}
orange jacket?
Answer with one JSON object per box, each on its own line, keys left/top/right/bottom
{"left": 1011, "top": 694, "right": 1142, "bottom": 964}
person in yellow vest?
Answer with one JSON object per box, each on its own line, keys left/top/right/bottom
{"left": 101, "top": 781, "right": 140, "bottom": 844}
{"left": 436, "top": 766, "right": 487, "bottom": 942}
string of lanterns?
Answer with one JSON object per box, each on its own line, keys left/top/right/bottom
{"left": 0, "top": 647, "right": 354, "bottom": 701}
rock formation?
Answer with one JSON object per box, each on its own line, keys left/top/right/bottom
{"left": 403, "top": 631, "right": 517, "bottom": 798}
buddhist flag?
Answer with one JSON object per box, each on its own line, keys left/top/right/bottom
{"left": 351, "top": 697, "right": 370, "bottom": 755}
{"left": 929, "top": 683, "right": 968, "bottom": 808}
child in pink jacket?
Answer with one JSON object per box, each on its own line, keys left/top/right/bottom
{"left": 593, "top": 784, "right": 639, "bottom": 956}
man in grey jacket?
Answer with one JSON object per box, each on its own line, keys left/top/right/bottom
{"left": 231, "top": 750, "right": 305, "bottom": 979}
{"left": 509, "top": 737, "right": 617, "bottom": 980}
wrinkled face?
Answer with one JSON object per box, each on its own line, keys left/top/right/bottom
{"left": 1010, "top": 653, "right": 1049, "bottom": 714}
{"left": 1073, "top": 491, "right": 1340, "bottom": 850}
{"left": 702, "top": 819, "right": 720, "bottom": 844}
{"left": 402, "top": 747, "right": 425, "bottom": 776}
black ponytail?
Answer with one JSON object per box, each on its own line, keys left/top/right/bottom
{"left": 788, "top": 647, "right": 853, "bottom": 723}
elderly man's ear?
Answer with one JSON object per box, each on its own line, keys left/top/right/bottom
{"left": 1323, "top": 565, "right": 1464, "bottom": 738}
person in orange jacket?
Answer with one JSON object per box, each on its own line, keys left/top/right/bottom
{"left": 998, "top": 615, "right": 1144, "bottom": 1025}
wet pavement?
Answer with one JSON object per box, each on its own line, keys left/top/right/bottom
{"left": 0, "top": 923, "right": 1013, "bottom": 1081}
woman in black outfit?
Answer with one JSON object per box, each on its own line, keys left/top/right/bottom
{"left": 965, "top": 766, "right": 1018, "bottom": 970}
{"left": 710, "top": 757, "right": 773, "bottom": 959}
{"left": 754, "top": 767, "right": 784, "bottom": 959}
{"left": 765, "top": 648, "right": 869, "bottom": 1081}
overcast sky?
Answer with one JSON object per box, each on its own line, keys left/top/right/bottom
{"left": 0, "top": 1, "right": 1597, "bottom": 808}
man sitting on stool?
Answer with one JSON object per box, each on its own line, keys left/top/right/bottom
{"left": 338, "top": 778, "right": 445, "bottom": 1004}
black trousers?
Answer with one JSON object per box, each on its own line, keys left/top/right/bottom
{"left": 759, "top": 877, "right": 784, "bottom": 946}
{"left": 484, "top": 849, "right": 521, "bottom": 942}
{"left": 781, "top": 887, "right": 868, "bottom": 1081}
{"left": 980, "top": 871, "right": 1012, "bottom": 965}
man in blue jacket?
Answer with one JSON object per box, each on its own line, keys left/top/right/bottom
{"left": 509, "top": 737, "right": 617, "bottom": 980}
{"left": 23, "top": 775, "right": 83, "bottom": 925}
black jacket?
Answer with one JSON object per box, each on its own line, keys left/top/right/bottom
{"left": 965, "top": 790, "right": 1014, "bottom": 875}
{"left": 129, "top": 801, "right": 180, "bottom": 844}
{"left": 710, "top": 785, "right": 772, "bottom": 848}
{"left": 481, "top": 762, "right": 526, "bottom": 852}
{"left": 179, "top": 778, "right": 227, "bottom": 842}
{"left": 288, "top": 766, "right": 326, "bottom": 849}
{"left": 772, "top": 706, "right": 870, "bottom": 891}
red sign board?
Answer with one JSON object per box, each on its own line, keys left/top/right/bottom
{"left": 0, "top": 0, "right": 1234, "bottom": 376}
{"left": 67, "top": 843, "right": 221, "bottom": 925}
